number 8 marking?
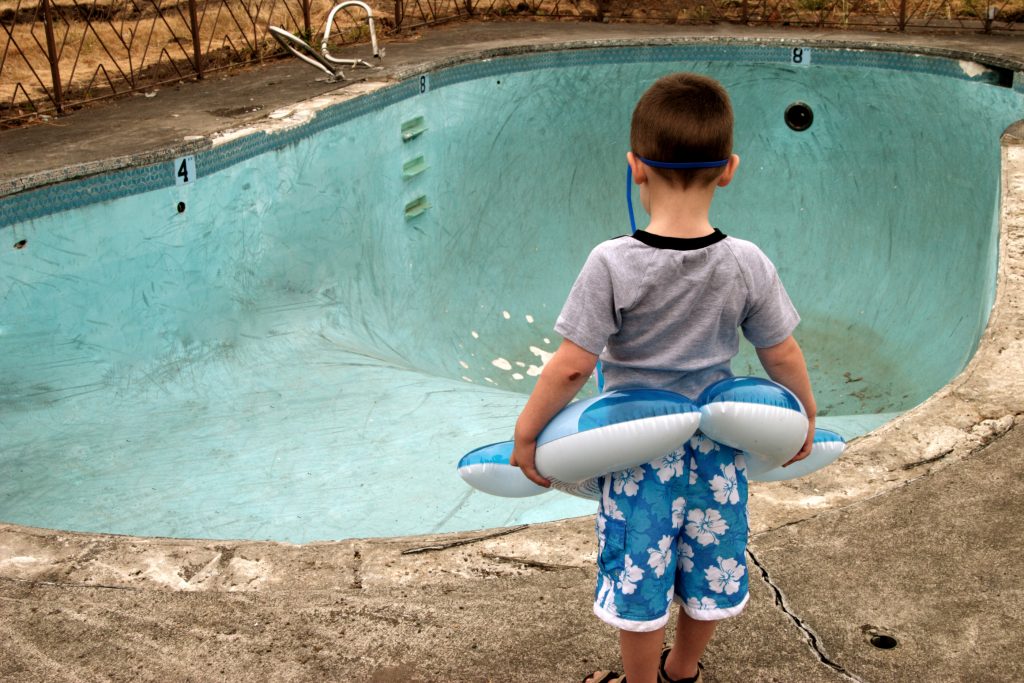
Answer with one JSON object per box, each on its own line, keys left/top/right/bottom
{"left": 791, "top": 47, "right": 811, "bottom": 66}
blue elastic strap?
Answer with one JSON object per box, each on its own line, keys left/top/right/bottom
{"left": 626, "top": 155, "right": 730, "bottom": 233}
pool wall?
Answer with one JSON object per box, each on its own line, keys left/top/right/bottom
{"left": 1, "top": 42, "right": 1023, "bottom": 541}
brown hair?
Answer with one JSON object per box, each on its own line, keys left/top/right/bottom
{"left": 630, "top": 73, "right": 733, "bottom": 189}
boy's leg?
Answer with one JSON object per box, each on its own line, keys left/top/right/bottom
{"left": 663, "top": 612, "right": 717, "bottom": 680}
{"left": 588, "top": 457, "right": 688, "bottom": 683}
{"left": 620, "top": 626, "right": 667, "bottom": 683}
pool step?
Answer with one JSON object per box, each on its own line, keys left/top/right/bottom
{"left": 402, "top": 155, "right": 428, "bottom": 179}
{"left": 401, "top": 116, "right": 427, "bottom": 141}
{"left": 404, "top": 195, "right": 431, "bottom": 219}
{"left": 402, "top": 117, "right": 430, "bottom": 221}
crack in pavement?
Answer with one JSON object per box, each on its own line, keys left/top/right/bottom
{"left": 747, "top": 549, "right": 865, "bottom": 683}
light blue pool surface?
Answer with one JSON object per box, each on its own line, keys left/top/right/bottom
{"left": 2, "top": 45, "right": 1022, "bottom": 541}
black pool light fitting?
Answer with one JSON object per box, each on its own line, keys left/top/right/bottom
{"left": 785, "top": 101, "right": 814, "bottom": 132}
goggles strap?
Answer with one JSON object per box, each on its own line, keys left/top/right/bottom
{"left": 626, "top": 155, "right": 730, "bottom": 234}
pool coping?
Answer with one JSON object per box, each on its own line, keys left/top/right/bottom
{"left": 1, "top": 34, "right": 1022, "bottom": 201}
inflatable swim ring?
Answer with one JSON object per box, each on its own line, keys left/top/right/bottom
{"left": 747, "top": 428, "right": 846, "bottom": 481}
{"left": 456, "top": 378, "right": 846, "bottom": 499}
{"left": 697, "top": 376, "right": 809, "bottom": 473}
{"left": 458, "top": 389, "right": 701, "bottom": 498}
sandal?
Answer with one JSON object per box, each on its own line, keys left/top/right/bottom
{"left": 583, "top": 671, "right": 626, "bottom": 683}
{"left": 658, "top": 647, "right": 703, "bottom": 683}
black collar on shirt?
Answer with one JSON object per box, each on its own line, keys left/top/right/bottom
{"left": 631, "top": 229, "right": 727, "bottom": 251}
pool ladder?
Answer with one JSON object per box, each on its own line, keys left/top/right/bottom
{"left": 269, "top": 1, "right": 383, "bottom": 81}
{"left": 402, "top": 115, "right": 430, "bottom": 220}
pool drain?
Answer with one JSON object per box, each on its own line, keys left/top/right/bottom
{"left": 785, "top": 102, "right": 814, "bottom": 131}
{"left": 870, "top": 634, "right": 899, "bottom": 649}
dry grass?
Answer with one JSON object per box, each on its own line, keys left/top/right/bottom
{"left": 1, "top": 0, "right": 1021, "bottom": 121}
{"left": 0, "top": 0, "right": 392, "bottom": 119}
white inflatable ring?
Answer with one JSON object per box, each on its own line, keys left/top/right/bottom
{"left": 697, "top": 376, "right": 809, "bottom": 472}
{"left": 457, "top": 378, "right": 847, "bottom": 499}
{"left": 458, "top": 389, "right": 701, "bottom": 498}
{"left": 748, "top": 428, "right": 846, "bottom": 482}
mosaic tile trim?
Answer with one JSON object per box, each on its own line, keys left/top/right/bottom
{"left": 3, "top": 44, "right": 1021, "bottom": 229}
{"left": 1, "top": 162, "right": 169, "bottom": 229}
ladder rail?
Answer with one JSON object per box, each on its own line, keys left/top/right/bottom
{"left": 321, "top": 1, "right": 382, "bottom": 66}
{"left": 269, "top": 0, "right": 383, "bottom": 80}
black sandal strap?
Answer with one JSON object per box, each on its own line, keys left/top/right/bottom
{"left": 659, "top": 648, "right": 701, "bottom": 683}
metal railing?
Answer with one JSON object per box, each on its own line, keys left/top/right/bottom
{"left": 2, "top": 0, "right": 1021, "bottom": 125}
{"left": 269, "top": 0, "right": 382, "bottom": 80}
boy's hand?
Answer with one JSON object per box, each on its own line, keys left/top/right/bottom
{"left": 756, "top": 336, "right": 817, "bottom": 469}
{"left": 510, "top": 439, "right": 550, "bottom": 487}
{"left": 783, "top": 415, "right": 815, "bottom": 467}
{"left": 508, "top": 339, "right": 597, "bottom": 488}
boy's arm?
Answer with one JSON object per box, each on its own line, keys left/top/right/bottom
{"left": 755, "top": 335, "right": 817, "bottom": 466}
{"left": 510, "top": 339, "right": 600, "bottom": 486}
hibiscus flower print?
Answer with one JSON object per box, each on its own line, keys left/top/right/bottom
{"left": 705, "top": 556, "right": 745, "bottom": 595}
{"left": 596, "top": 575, "right": 618, "bottom": 616}
{"left": 601, "top": 493, "right": 626, "bottom": 522}
{"left": 679, "top": 540, "right": 696, "bottom": 573}
{"left": 646, "top": 535, "right": 674, "bottom": 578}
{"left": 688, "top": 450, "right": 699, "bottom": 484}
{"left": 652, "top": 447, "right": 686, "bottom": 483}
{"left": 687, "top": 596, "right": 719, "bottom": 612}
{"left": 618, "top": 555, "right": 645, "bottom": 595}
{"left": 678, "top": 541, "right": 694, "bottom": 573}
{"left": 710, "top": 463, "right": 740, "bottom": 505}
{"left": 671, "top": 497, "right": 686, "bottom": 529}
{"left": 685, "top": 508, "right": 728, "bottom": 546}
{"left": 612, "top": 467, "right": 644, "bottom": 497}
{"left": 689, "top": 434, "right": 718, "bottom": 455}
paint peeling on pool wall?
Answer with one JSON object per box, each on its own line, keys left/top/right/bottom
{"left": 0, "top": 41, "right": 1023, "bottom": 545}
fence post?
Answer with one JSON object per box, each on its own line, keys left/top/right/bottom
{"left": 741, "top": 0, "right": 748, "bottom": 23}
{"left": 898, "top": 0, "right": 906, "bottom": 30}
{"left": 302, "top": 0, "right": 312, "bottom": 37}
{"left": 395, "top": 0, "right": 404, "bottom": 29}
{"left": 41, "top": 0, "right": 63, "bottom": 113}
{"left": 188, "top": 0, "right": 204, "bottom": 79}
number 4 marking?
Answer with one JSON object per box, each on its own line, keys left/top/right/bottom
{"left": 175, "top": 156, "right": 197, "bottom": 186}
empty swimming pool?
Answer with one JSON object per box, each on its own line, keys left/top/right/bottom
{"left": 2, "top": 44, "right": 1022, "bottom": 542}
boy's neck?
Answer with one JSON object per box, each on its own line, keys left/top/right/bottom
{"left": 642, "top": 182, "right": 718, "bottom": 239}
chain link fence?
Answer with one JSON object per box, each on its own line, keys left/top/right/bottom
{"left": 2, "top": 0, "right": 1021, "bottom": 125}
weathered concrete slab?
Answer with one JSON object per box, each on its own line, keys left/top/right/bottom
{"left": 2, "top": 515, "right": 843, "bottom": 682}
{"left": 750, "top": 423, "right": 1024, "bottom": 683}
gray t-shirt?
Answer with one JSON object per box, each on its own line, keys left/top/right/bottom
{"left": 554, "top": 229, "right": 800, "bottom": 400}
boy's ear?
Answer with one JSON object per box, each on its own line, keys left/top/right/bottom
{"left": 626, "top": 152, "right": 647, "bottom": 184}
{"left": 717, "top": 154, "right": 741, "bottom": 187}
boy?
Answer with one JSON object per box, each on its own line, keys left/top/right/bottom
{"left": 510, "top": 73, "right": 816, "bottom": 683}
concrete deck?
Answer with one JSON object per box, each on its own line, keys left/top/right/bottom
{"left": 2, "top": 19, "right": 1024, "bottom": 682}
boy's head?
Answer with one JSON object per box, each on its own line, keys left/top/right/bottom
{"left": 630, "top": 73, "right": 734, "bottom": 189}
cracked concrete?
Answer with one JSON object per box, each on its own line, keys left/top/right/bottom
{"left": 1, "top": 18, "right": 1023, "bottom": 683}
{"left": 746, "top": 549, "right": 861, "bottom": 683}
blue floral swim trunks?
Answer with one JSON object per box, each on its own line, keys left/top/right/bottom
{"left": 593, "top": 434, "right": 750, "bottom": 632}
